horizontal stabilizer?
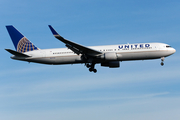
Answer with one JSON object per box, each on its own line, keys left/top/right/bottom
{"left": 5, "top": 49, "right": 30, "bottom": 57}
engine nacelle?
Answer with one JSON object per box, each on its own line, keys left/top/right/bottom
{"left": 100, "top": 52, "right": 118, "bottom": 61}
{"left": 101, "top": 61, "right": 120, "bottom": 68}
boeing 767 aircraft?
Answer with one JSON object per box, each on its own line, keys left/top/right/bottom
{"left": 5, "top": 25, "right": 176, "bottom": 73}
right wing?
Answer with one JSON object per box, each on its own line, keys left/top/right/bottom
{"left": 48, "top": 25, "right": 102, "bottom": 56}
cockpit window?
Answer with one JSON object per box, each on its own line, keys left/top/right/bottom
{"left": 166, "top": 45, "right": 171, "bottom": 48}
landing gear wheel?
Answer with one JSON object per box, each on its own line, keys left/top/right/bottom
{"left": 93, "top": 69, "right": 97, "bottom": 73}
{"left": 89, "top": 68, "right": 93, "bottom": 72}
{"left": 86, "top": 62, "right": 97, "bottom": 73}
{"left": 161, "top": 62, "right": 164, "bottom": 66}
{"left": 160, "top": 57, "right": 165, "bottom": 66}
{"left": 89, "top": 68, "right": 97, "bottom": 73}
{"left": 86, "top": 64, "right": 91, "bottom": 68}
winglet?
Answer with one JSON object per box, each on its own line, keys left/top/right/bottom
{"left": 48, "top": 25, "right": 65, "bottom": 41}
{"left": 48, "top": 25, "right": 59, "bottom": 36}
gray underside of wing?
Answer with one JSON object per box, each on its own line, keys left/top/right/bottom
{"left": 55, "top": 35, "right": 102, "bottom": 56}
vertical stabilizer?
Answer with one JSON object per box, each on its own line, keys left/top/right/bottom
{"left": 6, "top": 25, "right": 39, "bottom": 53}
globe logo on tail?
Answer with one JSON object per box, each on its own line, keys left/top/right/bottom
{"left": 17, "top": 37, "right": 39, "bottom": 53}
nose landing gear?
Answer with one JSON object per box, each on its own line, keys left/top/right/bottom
{"left": 161, "top": 57, "right": 164, "bottom": 66}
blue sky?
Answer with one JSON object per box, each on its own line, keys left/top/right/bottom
{"left": 0, "top": 0, "right": 180, "bottom": 120}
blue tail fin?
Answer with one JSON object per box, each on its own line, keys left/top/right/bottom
{"left": 6, "top": 25, "right": 39, "bottom": 53}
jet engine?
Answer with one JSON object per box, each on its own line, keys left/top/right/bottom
{"left": 101, "top": 61, "right": 120, "bottom": 68}
{"left": 100, "top": 52, "right": 118, "bottom": 61}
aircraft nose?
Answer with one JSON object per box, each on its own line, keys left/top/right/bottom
{"left": 171, "top": 48, "right": 176, "bottom": 54}
{"left": 173, "top": 48, "right": 176, "bottom": 53}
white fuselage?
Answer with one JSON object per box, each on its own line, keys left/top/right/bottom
{"left": 11, "top": 42, "right": 176, "bottom": 65}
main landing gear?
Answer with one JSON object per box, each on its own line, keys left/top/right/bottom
{"left": 85, "top": 63, "right": 97, "bottom": 73}
{"left": 161, "top": 57, "right": 164, "bottom": 66}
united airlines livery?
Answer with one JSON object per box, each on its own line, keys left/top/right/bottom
{"left": 5, "top": 25, "right": 176, "bottom": 73}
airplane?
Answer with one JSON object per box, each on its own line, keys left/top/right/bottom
{"left": 5, "top": 25, "right": 176, "bottom": 73}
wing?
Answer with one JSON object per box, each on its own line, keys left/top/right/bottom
{"left": 48, "top": 25, "right": 102, "bottom": 56}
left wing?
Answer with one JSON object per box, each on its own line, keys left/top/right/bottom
{"left": 48, "top": 25, "right": 102, "bottom": 56}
